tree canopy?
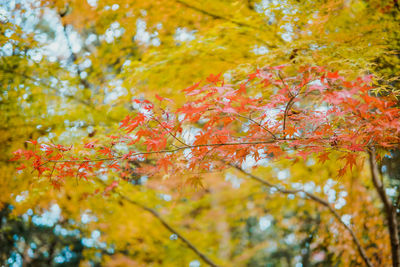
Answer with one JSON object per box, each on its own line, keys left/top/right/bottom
{"left": 1, "top": 0, "right": 400, "bottom": 266}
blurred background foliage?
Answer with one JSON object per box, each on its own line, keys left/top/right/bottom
{"left": 0, "top": 0, "right": 399, "bottom": 266}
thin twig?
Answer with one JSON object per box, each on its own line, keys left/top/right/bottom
{"left": 152, "top": 116, "right": 188, "bottom": 147}
{"left": 277, "top": 71, "right": 293, "bottom": 98}
{"left": 234, "top": 113, "right": 277, "bottom": 139}
{"left": 282, "top": 95, "right": 296, "bottom": 139}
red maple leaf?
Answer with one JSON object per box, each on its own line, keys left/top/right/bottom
{"left": 206, "top": 73, "right": 222, "bottom": 84}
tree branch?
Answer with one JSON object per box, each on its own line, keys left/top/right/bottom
{"left": 1, "top": 68, "right": 92, "bottom": 107}
{"left": 174, "top": 0, "right": 258, "bottom": 30}
{"left": 1, "top": 68, "right": 120, "bottom": 122}
{"left": 230, "top": 164, "right": 374, "bottom": 267}
{"left": 173, "top": 0, "right": 279, "bottom": 48}
{"left": 368, "top": 147, "right": 400, "bottom": 267}
{"left": 97, "top": 179, "right": 219, "bottom": 267}
{"left": 45, "top": 138, "right": 334, "bottom": 164}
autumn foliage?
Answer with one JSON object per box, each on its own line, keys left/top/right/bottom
{"left": 14, "top": 66, "right": 399, "bottom": 183}
{"left": 14, "top": 65, "right": 400, "bottom": 266}
{"left": 2, "top": 0, "right": 400, "bottom": 266}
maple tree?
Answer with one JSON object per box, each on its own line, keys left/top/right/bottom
{"left": 2, "top": 0, "right": 400, "bottom": 266}
{"left": 14, "top": 65, "right": 400, "bottom": 267}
